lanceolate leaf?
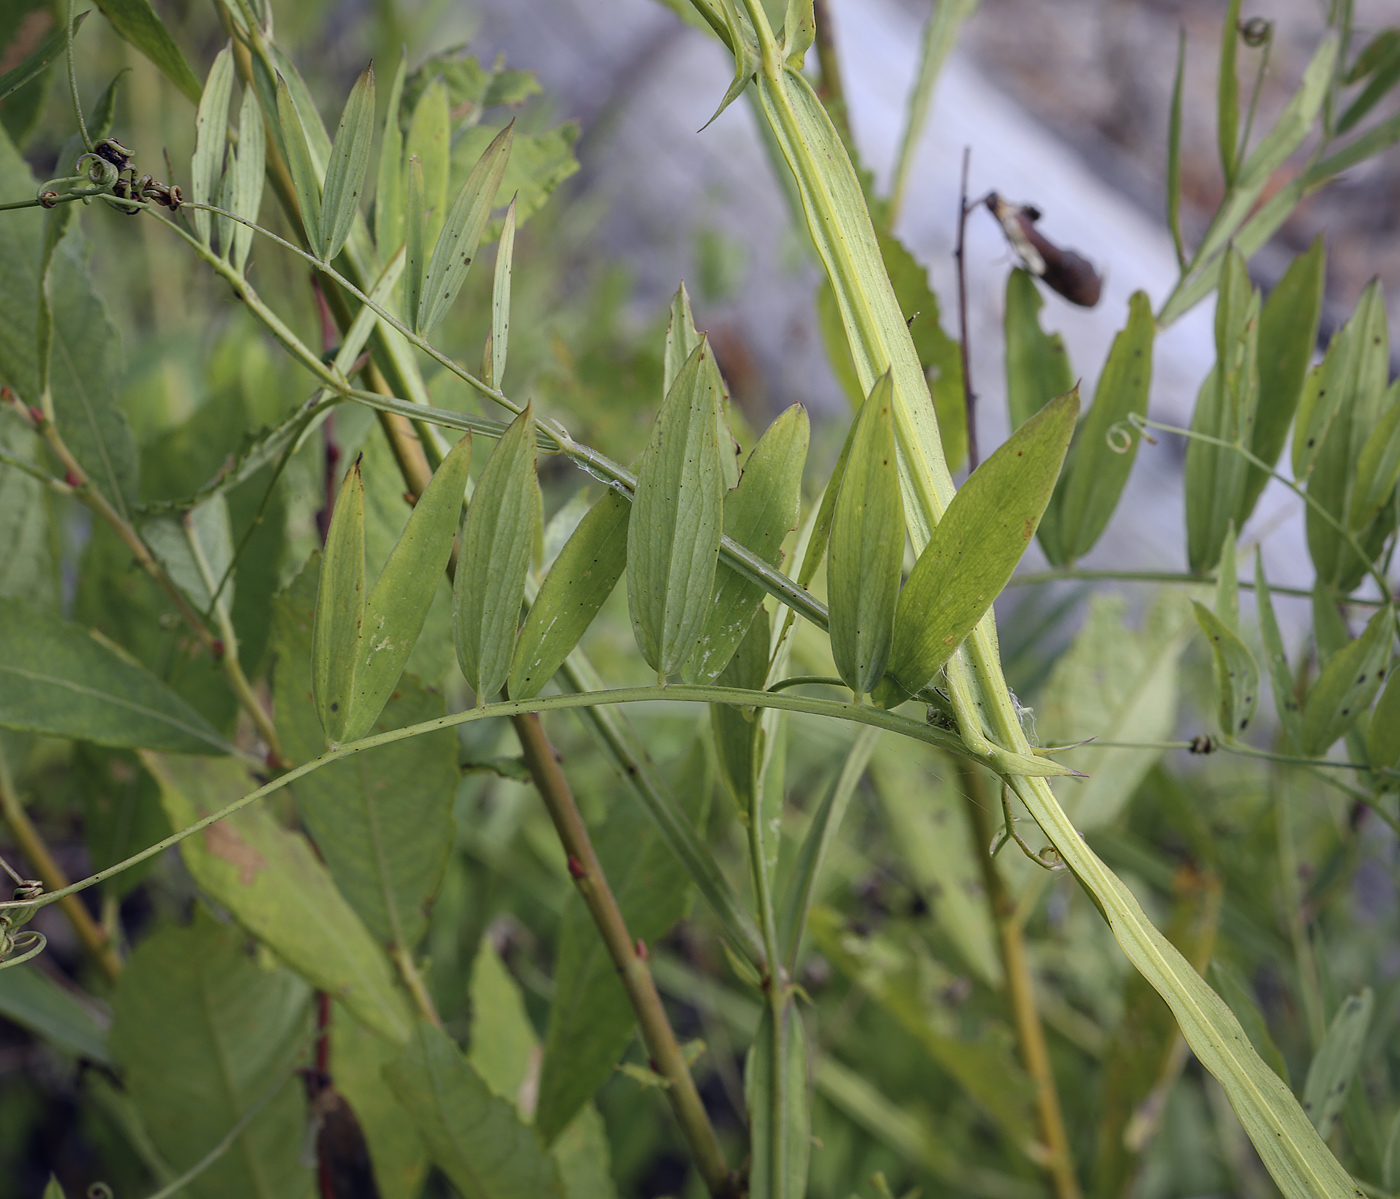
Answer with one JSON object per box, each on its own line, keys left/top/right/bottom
{"left": 374, "top": 50, "right": 409, "bottom": 258}
{"left": 687, "top": 404, "right": 809, "bottom": 683}
{"left": 386, "top": 1024, "right": 565, "bottom": 1198}
{"left": 403, "top": 156, "right": 427, "bottom": 331}
{"left": 1255, "top": 552, "right": 1302, "bottom": 749}
{"left": 889, "top": 389, "right": 1078, "bottom": 696}
{"left": 1004, "top": 267, "right": 1074, "bottom": 433}
{"left": 1299, "top": 607, "right": 1392, "bottom": 756}
{"left": 1368, "top": 663, "right": 1400, "bottom": 772}
{"left": 312, "top": 459, "right": 366, "bottom": 743}
{"left": 1191, "top": 601, "right": 1260, "bottom": 741}
{"left": 230, "top": 84, "right": 265, "bottom": 273}
{"left": 404, "top": 78, "right": 450, "bottom": 251}
{"left": 0, "top": 604, "right": 230, "bottom": 754}
{"left": 1216, "top": 0, "right": 1243, "bottom": 184}
{"left": 491, "top": 195, "right": 517, "bottom": 387}
{"left": 418, "top": 122, "right": 514, "bottom": 335}
{"left": 746, "top": 1004, "right": 811, "bottom": 1199}
{"left": 1302, "top": 990, "right": 1373, "bottom": 1140}
{"left": 1348, "top": 380, "right": 1400, "bottom": 531}
{"left": 627, "top": 339, "right": 725, "bottom": 678}
{"left": 352, "top": 433, "right": 472, "bottom": 739}
{"left": 664, "top": 282, "right": 703, "bottom": 397}
{"left": 829, "top": 373, "right": 903, "bottom": 697}
{"left": 191, "top": 45, "right": 234, "bottom": 246}
{"left": 321, "top": 63, "right": 377, "bottom": 263}
{"left": 0, "top": 13, "right": 86, "bottom": 107}
{"left": 92, "top": 0, "right": 202, "bottom": 103}
{"left": 454, "top": 406, "right": 539, "bottom": 698}
{"left": 275, "top": 73, "right": 323, "bottom": 257}
{"left": 509, "top": 490, "right": 629, "bottom": 701}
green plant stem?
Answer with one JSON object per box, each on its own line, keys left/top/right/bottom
{"left": 0, "top": 746, "right": 121, "bottom": 982}
{"left": 958, "top": 760, "right": 1080, "bottom": 1199}
{"left": 1007, "top": 567, "right": 1389, "bottom": 607}
{"left": 63, "top": 0, "right": 92, "bottom": 154}
{"left": 513, "top": 710, "right": 738, "bottom": 1199}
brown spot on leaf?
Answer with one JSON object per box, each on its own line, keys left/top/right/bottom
{"left": 203, "top": 823, "right": 267, "bottom": 885}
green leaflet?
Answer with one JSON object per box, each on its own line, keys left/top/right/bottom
{"left": 1004, "top": 268, "right": 1075, "bottom": 432}
{"left": 509, "top": 490, "right": 629, "bottom": 701}
{"left": 449, "top": 120, "right": 578, "bottom": 242}
{"left": 1348, "top": 380, "right": 1400, "bottom": 532}
{"left": 1241, "top": 237, "right": 1324, "bottom": 521}
{"left": 373, "top": 50, "right": 408, "bottom": 259}
{"left": 229, "top": 84, "right": 265, "bottom": 273}
{"left": 1216, "top": 0, "right": 1243, "bottom": 183}
{"left": 1368, "top": 662, "right": 1400, "bottom": 774}
{"left": 889, "top": 389, "right": 1078, "bottom": 696}
{"left": 1055, "top": 289, "right": 1155, "bottom": 563}
{"left": 403, "top": 156, "right": 427, "bottom": 332}
{"left": 1166, "top": 28, "right": 1187, "bottom": 267}
{"left": 142, "top": 495, "right": 236, "bottom": 617}
{"left": 355, "top": 433, "right": 472, "bottom": 736}
{"left": 0, "top": 951, "right": 111, "bottom": 1062}
{"left": 0, "top": 603, "right": 230, "bottom": 754}
{"left": 275, "top": 73, "right": 323, "bottom": 259}
{"left": 274, "top": 562, "right": 457, "bottom": 950}
{"left": 746, "top": 1004, "right": 811, "bottom": 1199}
{"left": 686, "top": 403, "right": 809, "bottom": 683}
{"left": 385, "top": 1024, "right": 564, "bottom": 1198}
{"left": 828, "top": 373, "right": 903, "bottom": 697}
{"left": 1255, "top": 552, "right": 1302, "bottom": 749}
{"left": 0, "top": 420, "right": 57, "bottom": 606}
{"left": 0, "top": 12, "right": 85, "bottom": 108}
{"left": 143, "top": 752, "right": 414, "bottom": 1045}
{"left": 1191, "top": 601, "right": 1260, "bottom": 741}
{"left": 1311, "top": 578, "right": 1351, "bottom": 669}
{"left": 405, "top": 77, "right": 450, "bottom": 252}
{"left": 1302, "top": 990, "right": 1373, "bottom": 1140}
{"left": 312, "top": 459, "right": 366, "bottom": 744}
{"left": 109, "top": 910, "right": 312, "bottom": 1199}
{"left": 1299, "top": 607, "right": 1392, "bottom": 757}
{"left": 469, "top": 937, "right": 539, "bottom": 1111}
{"left": 418, "top": 122, "right": 513, "bottom": 335}
{"left": 92, "top": 0, "right": 202, "bottom": 102}
{"left": 665, "top": 282, "right": 738, "bottom": 490}
{"left": 626, "top": 339, "right": 725, "bottom": 679}
{"left": 491, "top": 195, "right": 517, "bottom": 388}
{"left": 454, "top": 407, "right": 540, "bottom": 699}
{"left": 42, "top": 1177, "right": 65, "bottom": 1199}
{"left": 320, "top": 63, "right": 377, "bottom": 262}
{"left": 191, "top": 45, "right": 234, "bottom": 246}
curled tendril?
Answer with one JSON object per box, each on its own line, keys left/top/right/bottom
{"left": 36, "top": 137, "right": 182, "bottom": 212}
{"left": 1105, "top": 422, "right": 1136, "bottom": 454}
{"left": 1126, "top": 411, "right": 1157, "bottom": 445}
{"left": 990, "top": 784, "right": 1066, "bottom": 871}
{"left": 0, "top": 876, "right": 46, "bottom": 968}
{"left": 0, "top": 930, "right": 47, "bottom": 970}
{"left": 1239, "top": 17, "right": 1272, "bottom": 47}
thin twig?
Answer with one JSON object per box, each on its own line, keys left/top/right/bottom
{"left": 955, "top": 146, "right": 979, "bottom": 469}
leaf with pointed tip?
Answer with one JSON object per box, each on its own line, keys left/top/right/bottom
{"left": 491, "top": 195, "right": 517, "bottom": 388}
{"left": 418, "top": 122, "right": 513, "bottom": 335}
{"left": 349, "top": 434, "right": 472, "bottom": 740}
{"left": 92, "top": 0, "right": 201, "bottom": 102}
{"left": 1255, "top": 552, "right": 1302, "bottom": 749}
{"left": 1368, "top": 660, "right": 1400, "bottom": 773}
{"left": 312, "top": 460, "right": 365, "bottom": 744}
{"left": 627, "top": 341, "right": 725, "bottom": 677}
{"left": 230, "top": 84, "right": 265, "bottom": 273}
{"left": 509, "top": 490, "right": 629, "bottom": 701}
{"left": 374, "top": 50, "right": 408, "bottom": 258}
{"left": 1348, "top": 380, "right": 1400, "bottom": 531}
{"left": 1303, "top": 990, "right": 1373, "bottom": 1140}
{"left": 142, "top": 495, "right": 236, "bottom": 618}
{"left": 190, "top": 45, "right": 233, "bottom": 246}
{"left": 321, "top": 63, "right": 376, "bottom": 262}
{"left": 829, "top": 374, "right": 902, "bottom": 697}
{"left": 0, "top": 12, "right": 86, "bottom": 107}
{"left": 1216, "top": 0, "right": 1242, "bottom": 183}
{"left": 1300, "top": 607, "right": 1392, "bottom": 756}
{"left": 275, "top": 73, "right": 323, "bottom": 257}
{"left": 746, "top": 1003, "right": 811, "bottom": 1199}
{"left": 890, "top": 389, "right": 1078, "bottom": 695}
{"left": 664, "top": 282, "right": 739, "bottom": 490}
{"left": 403, "top": 156, "right": 426, "bottom": 331}
{"left": 1191, "top": 601, "right": 1260, "bottom": 741}
{"left": 454, "top": 407, "right": 539, "bottom": 698}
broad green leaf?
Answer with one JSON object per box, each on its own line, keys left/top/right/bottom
{"left": 0, "top": 13, "right": 85, "bottom": 107}
{"left": 143, "top": 752, "right": 414, "bottom": 1044}
{"left": 1369, "top": 664, "right": 1400, "bottom": 773}
{"left": 403, "top": 156, "right": 426, "bottom": 331}
{"left": 418, "top": 122, "right": 513, "bottom": 335}
{"left": 746, "top": 1003, "right": 811, "bottom": 1199}
{"left": 142, "top": 495, "right": 236, "bottom": 616}
{"left": 1242, "top": 237, "right": 1324, "bottom": 520}
{"left": 1348, "top": 379, "right": 1400, "bottom": 531}
{"left": 109, "top": 909, "right": 312, "bottom": 1199}
{"left": 1255, "top": 552, "right": 1302, "bottom": 748}
{"left": 687, "top": 403, "right": 809, "bottom": 683}
{"left": 229, "top": 84, "right": 265, "bottom": 273}
{"left": 1055, "top": 290, "right": 1155, "bottom": 562}
{"left": 312, "top": 458, "right": 366, "bottom": 743}
{"left": 0, "top": 956, "right": 111, "bottom": 1062}
{"left": 321, "top": 63, "right": 376, "bottom": 263}
{"left": 404, "top": 78, "right": 450, "bottom": 251}
{"left": 1038, "top": 593, "right": 1191, "bottom": 830}
{"left": 385, "top": 1023, "right": 564, "bottom": 1198}
{"left": 1210, "top": 961, "right": 1290, "bottom": 1086}
{"left": 0, "top": 603, "right": 229, "bottom": 753}
{"left": 352, "top": 433, "right": 472, "bottom": 738}
{"left": 454, "top": 406, "right": 539, "bottom": 698}
{"left": 551, "top": 1106, "right": 618, "bottom": 1199}
{"left": 829, "top": 373, "right": 902, "bottom": 697}
{"left": 1216, "top": 0, "right": 1243, "bottom": 183}
{"left": 1191, "top": 601, "right": 1260, "bottom": 741}
{"left": 191, "top": 45, "right": 234, "bottom": 246}
{"left": 1299, "top": 607, "right": 1391, "bottom": 756}
{"left": 626, "top": 340, "right": 725, "bottom": 678}
{"left": 92, "top": 0, "right": 201, "bottom": 102}
{"left": 275, "top": 73, "right": 323, "bottom": 257}
{"left": 536, "top": 737, "right": 709, "bottom": 1141}
{"left": 889, "top": 389, "right": 1078, "bottom": 695}
{"left": 491, "top": 195, "right": 517, "bottom": 387}
{"left": 1004, "top": 267, "right": 1074, "bottom": 432}
{"left": 374, "top": 50, "right": 408, "bottom": 258}
{"left": 509, "top": 490, "right": 629, "bottom": 701}
{"left": 274, "top": 562, "right": 457, "bottom": 950}
{"left": 469, "top": 937, "right": 538, "bottom": 1111}
{"left": 1302, "top": 990, "right": 1373, "bottom": 1140}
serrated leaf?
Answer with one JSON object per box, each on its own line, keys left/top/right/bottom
{"left": 829, "top": 373, "right": 902, "bottom": 696}
{"left": 1303, "top": 990, "right": 1373, "bottom": 1140}
{"left": 890, "top": 389, "right": 1078, "bottom": 695}
{"left": 191, "top": 45, "right": 234, "bottom": 246}
{"left": 321, "top": 63, "right": 376, "bottom": 262}
{"left": 143, "top": 752, "right": 414, "bottom": 1044}
{"left": 687, "top": 403, "right": 808, "bottom": 683}
{"left": 373, "top": 49, "right": 408, "bottom": 258}
{"left": 351, "top": 433, "right": 471, "bottom": 739}
{"left": 275, "top": 73, "right": 323, "bottom": 257}
{"left": 626, "top": 340, "right": 725, "bottom": 678}
{"left": 0, "top": 603, "right": 230, "bottom": 753}
{"left": 92, "top": 0, "right": 202, "bottom": 102}
{"left": 1055, "top": 290, "right": 1154, "bottom": 562}
{"left": 418, "top": 122, "right": 513, "bottom": 335}
{"left": 312, "top": 459, "right": 365, "bottom": 743}
{"left": 274, "top": 561, "right": 457, "bottom": 949}
{"left": 1255, "top": 551, "right": 1302, "bottom": 749}
{"left": 1368, "top": 662, "right": 1400, "bottom": 773}
{"left": 385, "top": 1023, "right": 564, "bottom": 1198}
{"left": 454, "top": 406, "right": 539, "bottom": 698}
{"left": 746, "top": 1003, "right": 810, "bottom": 1199}
{"left": 1299, "top": 607, "right": 1392, "bottom": 756}
{"left": 1191, "top": 601, "right": 1260, "bottom": 741}
{"left": 509, "top": 490, "right": 629, "bottom": 701}
{"left": 491, "top": 194, "right": 517, "bottom": 387}
{"left": 229, "top": 84, "right": 264, "bottom": 273}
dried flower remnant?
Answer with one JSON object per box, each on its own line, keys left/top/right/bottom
{"left": 985, "top": 192, "right": 1103, "bottom": 308}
